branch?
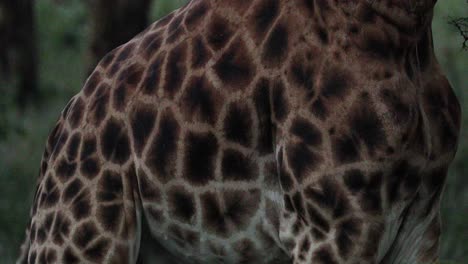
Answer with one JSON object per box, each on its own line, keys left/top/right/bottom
{"left": 450, "top": 17, "right": 468, "bottom": 50}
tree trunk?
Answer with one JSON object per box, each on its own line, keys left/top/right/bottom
{"left": 87, "top": 0, "right": 152, "bottom": 74}
{"left": 0, "top": 0, "right": 38, "bottom": 107}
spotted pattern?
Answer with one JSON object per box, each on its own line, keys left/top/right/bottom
{"left": 18, "top": 1, "right": 461, "bottom": 264}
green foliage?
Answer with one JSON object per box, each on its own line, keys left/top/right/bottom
{"left": 36, "top": 0, "right": 87, "bottom": 100}
{"left": 151, "top": 0, "right": 188, "bottom": 20}
{"left": 0, "top": 0, "right": 466, "bottom": 263}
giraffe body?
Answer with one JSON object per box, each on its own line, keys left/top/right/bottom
{"left": 18, "top": 0, "right": 461, "bottom": 263}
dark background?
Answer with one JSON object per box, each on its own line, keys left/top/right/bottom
{"left": 0, "top": 0, "right": 466, "bottom": 263}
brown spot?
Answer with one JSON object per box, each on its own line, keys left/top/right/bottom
{"left": 320, "top": 65, "right": 352, "bottom": 99}
{"left": 180, "top": 75, "right": 223, "bottom": 125}
{"left": 51, "top": 212, "right": 71, "bottom": 244}
{"left": 68, "top": 97, "right": 85, "bottom": 129}
{"left": 336, "top": 218, "right": 363, "bottom": 258}
{"left": 101, "top": 119, "right": 131, "bottom": 164}
{"left": 40, "top": 175, "right": 60, "bottom": 208}
{"left": 84, "top": 238, "right": 110, "bottom": 262}
{"left": 272, "top": 78, "right": 289, "bottom": 122}
{"left": 253, "top": 78, "right": 274, "bottom": 154}
{"left": 222, "top": 149, "right": 258, "bottom": 181}
{"left": 356, "top": 26, "right": 394, "bottom": 59}
{"left": 214, "top": 37, "right": 256, "bottom": 90}
{"left": 130, "top": 104, "right": 157, "bottom": 156}
{"left": 287, "top": 143, "right": 322, "bottom": 182}
{"left": 97, "top": 204, "right": 123, "bottom": 233}
{"left": 142, "top": 51, "right": 166, "bottom": 95}
{"left": 164, "top": 41, "right": 187, "bottom": 98}
{"left": 146, "top": 109, "right": 180, "bottom": 183}
{"left": 56, "top": 158, "right": 77, "bottom": 183}
{"left": 185, "top": 1, "right": 209, "bottom": 30}
{"left": 66, "top": 132, "right": 82, "bottom": 161}
{"left": 223, "top": 101, "right": 254, "bottom": 147}
{"left": 168, "top": 186, "right": 196, "bottom": 223}
{"left": 290, "top": 117, "right": 322, "bottom": 146}
{"left": 332, "top": 134, "right": 361, "bottom": 164}
{"left": 183, "top": 131, "right": 218, "bottom": 185}
{"left": 108, "top": 44, "right": 135, "bottom": 77}
{"left": 140, "top": 32, "right": 163, "bottom": 58}
{"left": 191, "top": 35, "right": 211, "bottom": 68}
{"left": 63, "top": 179, "right": 83, "bottom": 203}
{"left": 73, "top": 221, "right": 98, "bottom": 249}
{"left": 97, "top": 170, "right": 123, "bottom": 202}
{"left": 262, "top": 23, "right": 289, "bottom": 67}
{"left": 250, "top": 0, "right": 280, "bottom": 42}
{"left": 71, "top": 188, "right": 92, "bottom": 220}
{"left": 113, "top": 63, "right": 144, "bottom": 111}
{"left": 83, "top": 71, "right": 102, "bottom": 97}
{"left": 167, "top": 15, "right": 185, "bottom": 43}
{"left": 207, "top": 14, "right": 234, "bottom": 50}
{"left": 87, "top": 83, "right": 110, "bottom": 127}
{"left": 63, "top": 247, "right": 80, "bottom": 263}
{"left": 288, "top": 50, "right": 317, "bottom": 93}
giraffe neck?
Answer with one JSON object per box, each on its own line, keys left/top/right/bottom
{"left": 303, "top": 1, "right": 433, "bottom": 42}
{"left": 307, "top": 1, "right": 434, "bottom": 63}
{"left": 216, "top": 0, "right": 434, "bottom": 48}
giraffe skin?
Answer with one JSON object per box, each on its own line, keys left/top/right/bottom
{"left": 17, "top": 0, "right": 461, "bottom": 263}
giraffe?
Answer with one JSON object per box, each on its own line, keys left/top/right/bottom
{"left": 17, "top": 0, "right": 461, "bottom": 263}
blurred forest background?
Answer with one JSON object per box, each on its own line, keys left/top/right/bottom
{"left": 0, "top": 0, "right": 466, "bottom": 263}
